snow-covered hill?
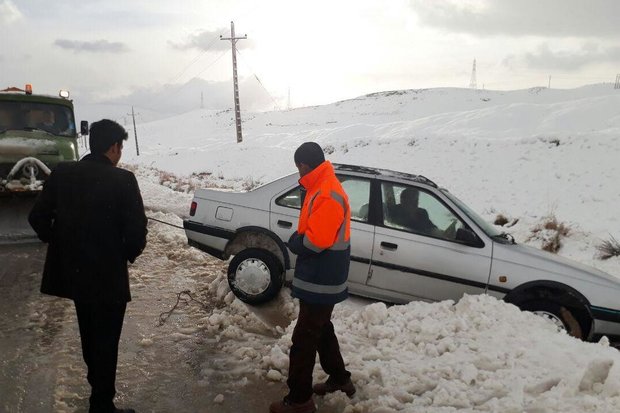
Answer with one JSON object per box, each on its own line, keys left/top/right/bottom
{"left": 126, "top": 84, "right": 620, "bottom": 277}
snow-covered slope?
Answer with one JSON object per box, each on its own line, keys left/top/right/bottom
{"left": 126, "top": 84, "right": 620, "bottom": 276}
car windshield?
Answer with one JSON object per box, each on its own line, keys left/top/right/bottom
{"left": 440, "top": 188, "right": 503, "bottom": 238}
{"left": 0, "top": 100, "right": 76, "bottom": 137}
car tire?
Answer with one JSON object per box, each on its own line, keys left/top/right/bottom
{"left": 520, "top": 300, "right": 584, "bottom": 339}
{"left": 227, "top": 248, "right": 284, "bottom": 305}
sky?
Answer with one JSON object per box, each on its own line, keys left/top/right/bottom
{"left": 1, "top": 0, "right": 620, "bottom": 115}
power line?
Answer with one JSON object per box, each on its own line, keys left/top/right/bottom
{"left": 192, "top": 50, "right": 228, "bottom": 78}
{"left": 139, "top": 50, "right": 228, "bottom": 112}
{"left": 236, "top": 49, "right": 281, "bottom": 110}
{"left": 127, "top": 36, "right": 227, "bottom": 113}
{"left": 166, "top": 36, "right": 221, "bottom": 85}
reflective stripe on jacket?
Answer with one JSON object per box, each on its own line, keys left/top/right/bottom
{"left": 288, "top": 161, "right": 351, "bottom": 305}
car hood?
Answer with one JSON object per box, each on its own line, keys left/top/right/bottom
{"left": 494, "top": 242, "right": 620, "bottom": 288}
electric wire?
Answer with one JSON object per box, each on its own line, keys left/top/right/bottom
{"left": 135, "top": 49, "right": 229, "bottom": 111}
{"left": 236, "top": 49, "right": 281, "bottom": 110}
{"left": 167, "top": 35, "right": 222, "bottom": 85}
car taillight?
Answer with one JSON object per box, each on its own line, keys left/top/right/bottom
{"left": 189, "top": 201, "right": 197, "bottom": 216}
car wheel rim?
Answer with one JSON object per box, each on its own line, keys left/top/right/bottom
{"left": 532, "top": 310, "right": 566, "bottom": 331}
{"left": 234, "top": 258, "right": 271, "bottom": 296}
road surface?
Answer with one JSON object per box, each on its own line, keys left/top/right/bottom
{"left": 0, "top": 225, "right": 353, "bottom": 413}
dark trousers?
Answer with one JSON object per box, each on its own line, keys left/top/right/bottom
{"left": 287, "top": 300, "right": 351, "bottom": 402}
{"left": 74, "top": 300, "right": 127, "bottom": 413}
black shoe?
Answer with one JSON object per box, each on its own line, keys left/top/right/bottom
{"left": 313, "top": 378, "right": 356, "bottom": 397}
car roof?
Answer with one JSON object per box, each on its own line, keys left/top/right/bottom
{"left": 333, "top": 163, "right": 438, "bottom": 188}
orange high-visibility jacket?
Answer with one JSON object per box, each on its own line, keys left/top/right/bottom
{"left": 287, "top": 161, "right": 351, "bottom": 304}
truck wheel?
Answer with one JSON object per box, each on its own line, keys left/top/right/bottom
{"left": 227, "top": 248, "right": 284, "bottom": 305}
{"left": 520, "top": 300, "right": 584, "bottom": 339}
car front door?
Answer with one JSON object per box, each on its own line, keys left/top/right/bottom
{"left": 367, "top": 181, "right": 493, "bottom": 303}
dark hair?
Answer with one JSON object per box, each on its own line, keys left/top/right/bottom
{"left": 89, "top": 119, "right": 128, "bottom": 155}
{"left": 294, "top": 142, "right": 325, "bottom": 169}
{"left": 401, "top": 187, "right": 419, "bottom": 205}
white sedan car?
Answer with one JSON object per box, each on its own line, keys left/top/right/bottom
{"left": 184, "top": 164, "right": 620, "bottom": 341}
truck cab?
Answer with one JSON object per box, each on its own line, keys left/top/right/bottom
{"left": 0, "top": 85, "right": 85, "bottom": 241}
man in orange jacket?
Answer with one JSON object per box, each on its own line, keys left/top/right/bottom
{"left": 270, "top": 142, "right": 355, "bottom": 413}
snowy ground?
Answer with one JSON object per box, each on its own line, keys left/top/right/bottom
{"left": 115, "top": 84, "right": 620, "bottom": 412}
{"left": 131, "top": 198, "right": 620, "bottom": 413}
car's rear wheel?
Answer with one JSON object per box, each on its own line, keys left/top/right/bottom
{"left": 520, "top": 300, "right": 585, "bottom": 339}
{"left": 227, "top": 248, "right": 284, "bottom": 305}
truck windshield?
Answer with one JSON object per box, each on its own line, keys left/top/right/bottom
{"left": 0, "top": 101, "right": 76, "bottom": 137}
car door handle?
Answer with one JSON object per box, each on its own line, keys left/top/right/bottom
{"left": 277, "top": 220, "right": 293, "bottom": 229}
{"left": 380, "top": 241, "right": 398, "bottom": 251}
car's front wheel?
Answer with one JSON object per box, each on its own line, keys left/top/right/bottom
{"left": 227, "top": 248, "right": 284, "bottom": 305}
{"left": 520, "top": 300, "right": 585, "bottom": 339}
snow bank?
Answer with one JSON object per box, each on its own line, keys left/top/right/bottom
{"left": 263, "top": 295, "right": 620, "bottom": 412}
{"left": 134, "top": 217, "right": 620, "bottom": 412}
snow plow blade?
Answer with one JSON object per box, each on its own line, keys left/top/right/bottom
{"left": 0, "top": 195, "right": 38, "bottom": 243}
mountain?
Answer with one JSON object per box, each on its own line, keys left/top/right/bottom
{"left": 73, "top": 77, "right": 279, "bottom": 125}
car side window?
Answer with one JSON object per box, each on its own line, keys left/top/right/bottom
{"left": 275, "top": 175, "right": 371, "bottom": 223}
{"left": 381, "top": 182, "right": 465, "bottom": 241}
{"left": 275, "top": 186, "right": 303, "bottom": 209}
{"left": 337, "top": 175, "right": 371, "bottom": 223}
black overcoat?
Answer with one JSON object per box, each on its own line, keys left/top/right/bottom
{"left": 29, "top": 154, "right": 147, "bottom": 303}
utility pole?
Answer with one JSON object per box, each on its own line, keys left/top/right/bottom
{"left": 615, "top": 74, "right": 620, "bottom": 89}
{"left": 201, "top": 91, "right": 204, "bottom": 109}
{"left": 221, "top": 21, "right": 247, "bottom": 143}
{"left": 548, "top": 75, "right": 551, "bottom": 89}
{"left": 127, "top": 106, "right": 140, "bottom": 156}
{"left": 469, "top": 59, "right": 477, "bottom": 89}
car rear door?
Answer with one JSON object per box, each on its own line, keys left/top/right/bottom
{"left": 269, "top": 173, "right": 374, "bottom": 287}
{"left": 337, "top": 174, "right": 374, "bottom": 286}
{"left": 367, "top": 180, "right": 493, "bottom": 302}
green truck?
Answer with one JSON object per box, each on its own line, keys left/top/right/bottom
{"left": 0, "top": 85, "right": 87, "bottom": 241}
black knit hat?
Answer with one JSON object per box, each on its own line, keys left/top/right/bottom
{"left": 294, "top": 142, "right": 325, "bottom": 169}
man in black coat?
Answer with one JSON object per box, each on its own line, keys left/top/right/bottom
{"left": 29, "top": 119, "right": 147, "bottom": 413}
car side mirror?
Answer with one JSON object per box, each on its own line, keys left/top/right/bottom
{"left": 80, "top": 120, "right": 89, "bottom": 135}
{"left": 456, "top": 227, "right": 484, "bottom": 247}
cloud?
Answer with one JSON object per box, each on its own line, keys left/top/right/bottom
{"left": 516, "top": 43, "right": 620, "bottom": 70}
{"left": 0, "top": 0, "right": 21, "bottom": 24}
{"left": 54, "top": 39, "right": 129, "bottom": 53}
{"left": 411, "top": 0, "right": 620, "bottom": 37}
{"left": 171, "top": 28, "right": 255, "bottom": 52}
